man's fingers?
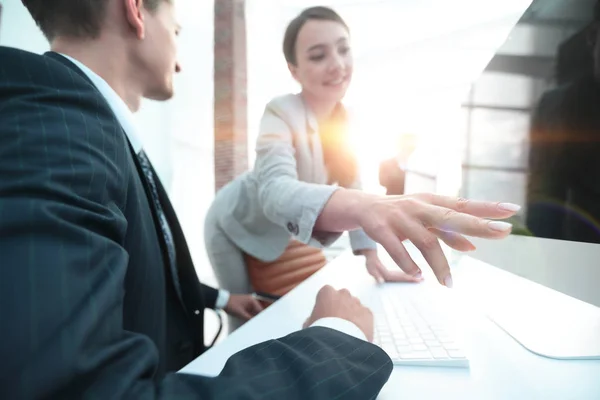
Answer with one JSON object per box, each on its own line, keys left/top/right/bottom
{"left": 317, "top": 284, "right": 334, "bottom": 301}
{"left": 238, "top": 309, "right": 252, "bottom": 321}
{"left": 376, "top": 230, "right": 421, "bottom": 277}
{"left": 424, "top": 204, "right": 513, "bottom": 238}
{"left": 431, "top": 228, "right": 476, "bottom": 252}
{"left": 251, "top": 300, "right": 264, "bottom": 315}
{"left": 416, "top": 193, "right": 521, "bottom": 219}
{"left": 409, "top": 225, "right": 452, "bottom": 287}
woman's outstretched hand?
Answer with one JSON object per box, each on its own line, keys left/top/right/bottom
{"left": 360, "top": 249, "right": 424, "bottom": 284}
{"left": 356, "top": 193, "right": 520, "bottom": 287}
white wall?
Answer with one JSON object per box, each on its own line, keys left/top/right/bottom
{"left": 0, "top": 0, "right": 49, "bottom": 51}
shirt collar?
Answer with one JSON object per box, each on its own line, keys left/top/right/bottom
{"left": 59, "top": 53, "right": 143, "bottom": 154}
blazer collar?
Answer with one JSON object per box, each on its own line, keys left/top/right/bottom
{"left": 299, "top": 94, "right": 346, "bottom": 134}
{"left": 297, "top": 94, "right": 319, "bottom": 134}
{"left": 44, "top": 51, "right": 95, "bottom": 86}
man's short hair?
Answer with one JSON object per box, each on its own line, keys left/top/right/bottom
{"left": 22, "top": 0, "right": 165, "bottom": 41}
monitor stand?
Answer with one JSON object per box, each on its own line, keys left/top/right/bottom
{"left": 453, "top": 255, "right": 600, "bottom": 360}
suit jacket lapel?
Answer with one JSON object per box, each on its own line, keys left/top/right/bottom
{"left": 147, "top": 161, "right": 206, "bottom": 315}
{"left": 299, "top": 96, "right": 328, "bottom": 184}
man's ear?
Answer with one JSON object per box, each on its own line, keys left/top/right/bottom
{"left": 123, "top": 0, "right": 145, "bottom": 40}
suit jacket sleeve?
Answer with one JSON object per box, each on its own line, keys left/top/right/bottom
{"left": 254, "top": 99, "right": 342, "bottom": 246}
{"left": 175, "top": 326, "right": 393, "bottom": 400}
{"left": 201, "top": 284, "right": 219, "bottom": 309}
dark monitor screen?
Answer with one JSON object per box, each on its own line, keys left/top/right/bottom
{"left": 460, "top": 0, "right": 600, "bottom": 244}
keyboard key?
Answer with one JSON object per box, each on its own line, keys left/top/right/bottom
{"left": 438, "top": 336, "right": 454, "bottom": 344}
{"left": 382, "top": 344, "right": 398, "bottom": 357}
{"left": 430, "top": 348, "right": 449, "bottom": 359}
{"left": 442, "top": 342, "right": 460, "bottom": 351}
{"left": 447, "top": 350, "right": 466, "bottom": 359}
{"left": 399, "top": 350, "right": 432, "bottom": 360}
{"left": 396, "top": 345, "right": 412, "bottom": 353}
{"left": 373, "top": 294, "right": 470, "bottom": 368}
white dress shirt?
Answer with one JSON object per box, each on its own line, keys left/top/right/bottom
{"left": 59, "top": 54, "right": 366, "bottom": 342}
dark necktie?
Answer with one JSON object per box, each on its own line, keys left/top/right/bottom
{"left": 137, "top": 150, "right": 183, "bottom": 301}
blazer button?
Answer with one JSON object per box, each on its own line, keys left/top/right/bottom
{"left": 287, "top": 222, "right": 299, "bottom": 236}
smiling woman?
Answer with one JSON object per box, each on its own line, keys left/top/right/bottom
{"left": 204, "top": 6, "right": 424, "bottom": 332}
{"left": 203, "top": 5, "right": 519, "bottom": 333}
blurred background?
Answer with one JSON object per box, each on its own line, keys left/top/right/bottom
{"left": 3, "top": 0, "right": 597, "bottom": 335}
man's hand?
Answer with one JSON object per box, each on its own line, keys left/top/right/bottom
{"left": 224, "top": 294, "right": 264, "bottom": 321}
{"left": 303, "top": 285, "right": 374, "bottom": 342}
{"left": 360, "top": 249, "right": 424, "bottom": 284}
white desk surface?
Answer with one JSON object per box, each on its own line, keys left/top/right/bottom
{"left": 182, "top": 245, "right": 600, "bottom": 400}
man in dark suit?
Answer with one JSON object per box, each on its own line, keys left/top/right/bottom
{"left": 0, "top": 0, "right": 392, "bottom": 399}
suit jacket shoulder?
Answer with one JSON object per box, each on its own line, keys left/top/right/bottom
{"left": 263, "top": 93, "right": 313, "bottom": 139}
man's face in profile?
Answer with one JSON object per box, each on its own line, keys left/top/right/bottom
{"left": 133, "top": 0, "right": 182, "bottom": 101}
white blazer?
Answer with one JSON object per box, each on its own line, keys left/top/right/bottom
{"left": 206, "top": 93, "right": 376, "bottom": 262}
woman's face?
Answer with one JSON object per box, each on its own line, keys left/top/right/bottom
{"left": 289, "top": 19, "right": 352, "bottom": 104}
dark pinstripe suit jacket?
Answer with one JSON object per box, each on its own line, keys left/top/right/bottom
{"left": 0, "top": 46, "right": 392, "bottom": 399}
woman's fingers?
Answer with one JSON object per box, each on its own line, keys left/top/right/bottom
{"left": 406, "top": 224, "right": 453, "bottom": 287}
{"left": 380, "top": 267, "right": 424, "bottom": 283}
{"left": 365, "top": 261, "right": 384, "bottom": 284}
{"left": 360, "top": 194, "right": 519, "bottom": 288}
{"left": 414, "top": 193, "right": 521, "bottom": 219}
{"left": 375, "top": 229, "right": 422, "bottom": 277}
{"left": 431, "top": 228, "right": 476, "bottom": 252}
{"left": 420, "top": 204, "right": 514, "bottom": 238}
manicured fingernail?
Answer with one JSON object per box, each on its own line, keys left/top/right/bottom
{"left": 488, "top": 221, "right": 513, "bottom": 231}
{"left": 444, "top": 275, "right": 453, "bottom": 288}
{"left": 414, "top": 272, "right": 422, "bottom": 279}
{"left": 498, "top": 203, "right": 521, "bottom": 212}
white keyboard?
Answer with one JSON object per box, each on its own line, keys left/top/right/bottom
{"left": 372, "top": 290, "right": 470, "bottom": 368}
